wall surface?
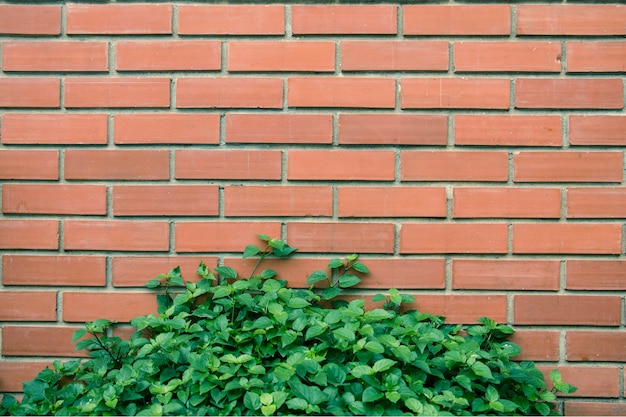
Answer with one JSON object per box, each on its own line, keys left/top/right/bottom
{"left": 0, "top": 1, "right": 625, "bottom": 414}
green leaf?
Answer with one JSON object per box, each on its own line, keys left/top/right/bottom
{"left": 23, "top": 379, "right": 47, "bottom": 402}
{"left": 351, "top": 365, "right": 374, "bottom": 378}
{"left": 362, "top": 386, "right": 383, "bottom": 403}
{"left": 471, "top": 362, "right": 493, "bottom": 380}
{"left": 339, "top": 274, "right": 361, "bottom": 288}
{"left": 328, "top": 258, "right": 344, "bottom": 269}
{"left": 261, "top": 404, "right": 276, "bottom": 416}
{"left": 388, "top": 288, "right": 402, "bottom": 305}
{"left": 257, "top": 234, "right": 271, "bottom": 242}
{"left": 243, "top": 244, "right": 261, "bottom": 259}
{"left": 405, "top": 398, "right": 424, "bottom": 414}
{"left": 215, "top": 266, "right": 237, "bottom": 280}
{"left": 364, "top": 308, "right": 394, "bottom": 322}
{"left": 145, "top": 279, "right": 161, "bottom": 289}
{"left": 305, "top": 325, "right": 326, "bottom": 341}
{"left": 373, "top": 358, "right": 396, "bottom": 373}
{"left": 364, "top": 341, "right": 385, "bottom": 354}
{"left": 324, "top": 363, "right": 347, "bottom": 385}
{"left": 260, "top": 269, "right": 277, "bottom": 279}
{"left": 71, "top": 328, "right": 88, "bottom": 343}
{"left": 306, "top": 270, "right": 328, "bottom": 285}
{"left": 486, "top": 385, "right": 499, "bottom": 403}
{"left": 286, "top": 398, "right": 308, "bottom": 411}
{"left": 351, "top": 261, "right": 369, "bottom": 273}
{"left": 244, "top": 391, "right": 261, "bottom": 411}
{"left": 273, "top": 244, "right": 297, "bottom": 257}
{"left": 321, "top": 287, "right": 342, "bottom": 300}
{"left": 371, "top": 294, "right": 387, "bottom": 302}
{"left": 535, "top": 401, "right": 551, "bottom": 416}
{"left": 288, "top": 297, "right": 310, "bottom": 309}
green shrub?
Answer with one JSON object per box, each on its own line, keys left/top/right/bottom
{"left": 0, "top": 235, "right": 575, "bottom": 416}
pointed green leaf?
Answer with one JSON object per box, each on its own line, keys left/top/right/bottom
{"left": 351, "top": 261, "right": 369, "bottom": 273}
{"left": 243, "top": 244, "right": 261, "bottom": 259}
{"left": 306, "top": 270, "right": 328, "bottom": 285}
{"left": 339, "top": 274, "right": 361, "bottom": 288}
{"left": 214, "top": 266, "right": 237, "bottom": 280}
{"left": 321, "top": 287, "right": 342, "bottom": 300}
{"left": 471, "top": 362, "right": 493, "bottom": 380}
{"left": 373, "top": 358, "right": 396, "bottom": 373}
{"left": 328, "top": 258, "right": 344, "bottom": 269}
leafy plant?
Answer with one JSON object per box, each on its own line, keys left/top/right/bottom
{"left": 0, "top": 235, "right": 575, "bottom": 416}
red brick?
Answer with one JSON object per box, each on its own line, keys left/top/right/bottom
{"left": 175, "top": 222, "right": 281, "bottom": 253}
{"left": 569, "top": 115, "right": 626, "bottom": 146}
{"left": 453, "top": 259, "right": 560, "bottom": 291}
{"left": 400, "top": 224, "right": 508, "bottom": 254}
{"left": 64, "top": 220, "right": 169, "bottom": 252}
{"left": 338, "top": 186, "right": 447, "bottom": 218}
{"left": 566, "top": 260, "right": 626, "bottom": 291}
{"left": 342, "top": 41, "right": 448, "bottom": 71}
{"left": 0, "top": 362, "right": 53, "bottom": 392}
{"left": 401, "top": 151, "right": 508, "bottom": 182}
{"left": 567, "top": 42, "right": 626, "bottom": 73}
{"left": 517, "top": 5, "right": 626, "bottom": 36}
{"left": 114, "top": 113, "right": 219, "bottom": 145}
{"left": 224, "top": 257, "right": 329, "bottom": 288}
{"left": 0, "top": 292, "right": 57, "bottom": 321}
{"left": 1, "top": 113, "right": 107, "bottom": 145}
{"left": 0, "top": 220, "right": 58, "bottom": 250}
{"left": 406, "top": 295, "right": 507, "bottom": 324}
{"left": 64, "top": 150, "right": 169, "bottom": 180}
{"left": 0, "top": 78, "right": 60, "bottom": 108}
{"left": 177, "top": 78, "right": 282, "bottom": 109}
{"left": 567, "top": 331, "right": 626, "bottom": 362}
{"left": 358, "top": 258, "right": 446, "bottom": 290}
{"left": 176, "top": 150, "right": 281, "bottom": 180}
{"left": 514, "top": 151, "right": 623, "bottom": 183}
{"left": 339, "top": 114, "right": 447, "bottom": 146}
{"left": 455, "top": 115, "right": 562, "bottom": 147}
{"left": 565, "top": 402, "right": 626, "bottom": 416}
{"left": 287, "top": 222, "right": 395, "bottom": 254}
{"left": 0, "top": 150, "right": 58, "bottom": 180}
{"left": 568, "top": 187, "right": 626, "bottom": 219}
{"left": 229, "top": 42, "right": 334, "bottom": 72}
{"left": 515, "top": 78, "right": 624, "bottom": 109}
{"left": 402, "top": 78, "right": 510, "bottom": 109}
{"left": 116, "top": 41, "right": 220, "bottom": 71}
{"left": 0, "top": 5, "right": 60, "bottom": 35}
{"left": 2, "top": 255, "right": 105, "bottom": 287}
{"left": 455, "top": 41, "right": 561, "bottom": 72}
{"left": 178, "top": 5, "right": 284, "bottom": 35}
{"left": 453, "top": 187, "right": 561, "bottom": 218}
{"left": 67, "top": 4, "right": 172, "bottom": 34}
{"left": 288, "top": 150, "right": 394, "bottom": 181}
{"left": 2, "top": 326, "right": 86, "bottom": 357}
{"left": 2, "top": 42, "right": 107, "bottom": 72}
{"left": 64, "top": 78, "right": 170, "bottom": 108}
{"left": 226, "top": 114, "right": 332, "bottom": 144}
{"left": 513, "top": 223, "right": 622, "bottom": 255}
{"left": 2, "top": 184, "right": 106, "bottom": 215}
{"left": 224, "top": 186, "right": 332, "bottom": 217}
{"left": 113, "top": 185, "right": 218, "bottom": 216}
{"left": 63, "top": 292, "right": 157, "bottom": 322}
{"left": 112, "top": 256, "right": 215, "bottom": 287}
{"left": 292, "top": 5, "right": 396, "bottom": 35}
{"left": 404, "top": 5, "right": 510, "bottom": 36}
{"left": 288, "top": 77, "right": 395, "bottom": 108}
{"left": 539, "top": 366, "right": 620, "bottom": 398}
{"left": 508, "top": 331, "right": 560, "bottom": 361}
{"left": 514, "top": 295, "right": 621, "bottom": 326}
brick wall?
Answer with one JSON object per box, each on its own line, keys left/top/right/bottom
{"left": 0, "top": 2, "right": 624, "bottom": 414}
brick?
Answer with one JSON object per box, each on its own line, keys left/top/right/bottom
{"left": 0, "top": 78, "right": 60, "bottom": 108}
{"left": 514, "top": 151, "right": 623, "bottom": 183}
{"left": 517, "top": 5, "right": 626, "bottom": 36}
{"left": 2, "top": 326, "right": 86, "bottom": 357}
{"left": 2, "top": 184, "right": 106, "bottom": 215}
{"left": 357, "top": 258, "right": 446, "bottom": 290}
{"left": 175, "top": 222, "right": 281, "bottom": 253}
{"left": 515, "top": 78, "right": 624, "bottom": 109}
{"left": 67, "top": 4, "right": 172, "bottom": 34}
{"left": 569, "top": 115, "right": 626, "bottom": 146}
{"left": 565, "top": 402, "right": 626, "bottom": 416}
{"left": 455, "top": 41, "right": 561, "bottom": 72}
{"left": 292, "top": 5, "right": 396, "bottom": 35}
{"left": 0, "top": 292, "right": 57, "bottom": 321}
{"left": 455, "top": 115, "right": 562, "bottom": 147}
{"left": 287, "top": 222, "right": 395, "bottom": 254}
{"left": 453, "top": 187, "right": 561, "bottom": 218}
{"left": 224, "top": 257, "right": 330, "bottom": 288}
{"left": 229, "top": 42, "right": 334, "bottom": 72}
{"left": 400, "top": 224, "right": 508, "bottom": 254}
{"left": 514, "top": 295, "right": 621, "bottom": 326}
{"left": 226, "top": 114, "right": 332, "bottom": 144}
{"left": 64, "top": 220, "right": 169, "bottom": 252}
{"left": 513, "top": 223, "right": 622, "bottom": 255}
{"left": 338, "top": 186, "right": 447, "bottom": 218}
{"left": 567, "top": 331, "right": 626, "bottom": 362}
{"left": 0, "top": 362, "right": 53, "bottom": 392}
{"left": 176, "top": 150, "right": 281, "bottom": 180}
{"left": 224, "top": 186, "right": 332, "bottom": 217}
{"left": 401, "top": 151, "right": 508, "bottom": 182}
{"left": 405, "top": 295, "right": 507, "bottom": 324}
{"left": 566, "top": 260, "right": 626, "bottom": 291}
{"left": 177, "top": 78, "right": 282, "bottom": 109}
{"left": 568, "top": 187, "right": 626, "bottom": 218}
{"left": 508, "top": 331, "right": 560, "bottom": 361}
{"left": 0, "top": 150, "right": 58, "bottom": 180}
{"left": 288, "top": 77, "right": 395, "bottom": 108}
{"left": 567, "top": 42, "right": 626, "bottom": 73}
{"left": 64, "top": 78, "right": 170, "bottom": 108}
{"left": 540, "top": 366, "right": 620, "bottom": 398}
{"left": 178, "top": 5, "right": 284, "bottom": 35}
{"left": 2, "top": 255, "right": 105, "bottom": 287}
{"left": 339, "top": 114, "right": 447, "bottom": 146}
{"left": 114, "top": 113, "right": 219, "bottom": 145}
{"left": 288, "top": 150, "right": 395, "bottom": 181}
{"left": 116, "top": 41, "right": 220, "bottom": 71}
{"left": 113, "top": 185, "right": 218, "bottom": 217}
{"left": 1, "top": 114, "right": 107, "bottom": 145}
{"left": 402, "top": 78, "right": 510, "bottom": 109}
{"left": 63, "top": 292, "right": 157, "bottom": 322}
{"left": 112, "top": 256, "right": 214, "bottom": 287}
{"left": 0, "top": 220, "right": 58, "bottom": 250}
{"left": 0, "top": 5, "right": 60, "bottom": 35}
{"left": 404, "top": 5, "right": 510, "bottom": 36}
{"left": 453, "top": 259, "right": 560, "bottom": 291}
{"left": 64, "top": 150, "right": 169, "bottom": 180}
{"left": 2, "top": 42, "right": 108, "bottom": 72}
{"left": 341, "top": 41, "right": 448, "bottom": 71}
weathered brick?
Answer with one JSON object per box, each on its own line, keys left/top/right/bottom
{"left": 2, "top": 184, "right": 106, "bottom": 215}
{"left": 401, "top": 151, "right": 508, "bottom": 182}
{"left": 229, "top": 42, "right": 335, "bottom": 72}
{"left": 514, "top": 295, "right": 621, "bottom": 326}
{"left": 400, "top": 224, "right": 508, "bottom": 254}
{"left": 338, "top": 186, "right": 447, "bottom": 218}
{"left": 513, "top": 223, "right": 622, "bottom": 255}
{"left": 342, "top": 41, "right": 448, "bottom": 71}
{"left": 178, "top": 5, "right": 284, "bottom": 35}
{"left": 67, "top": 3, "right": 172, "bottom": 34}
{"left": 175, "top": 222, "right": 281, "bottom": 253}
{"left": 455, "top": 42, "right": 561, "bottom": 72}
{"left": 176, "top": 150, "right": 282, "bottom": 180}
{"left": 65, "top": 150, "right": 169, "bottom": 181}
{"left": 287, "top": 222, "right": 395, "bottom": 254}
{"left": 289, "top": 77, "right": 395, "bottom": 108}
{"left": 453, "top": 187, "right": 561, "bottom": 218}
{"left": 2, "top": 113, "right": 107, "bottom": 145}
{"left": 65, "top": 78, "right": 170, "bottom": 108}
{"left": 292, "top": 5, "right": 396, "bottom": 35}
{"left": 517, "top": 5, "right": 626, "bottom": 36}
{"left": 288, "top": 150, "right": 395, "bottom": 181}
{"left": 402, "top": 78, "right": 510, "bottom": 109}
{"left": 224, "top": 186, "right": 333, "bottom": 217}
{"left": 514, "top": 151, "right": 623, "bottom": 183}
{"left": 515, "top": 78, "right": 624, "bottom": 109}
{"left": 226, "top": 114, "right": 332, "bottom": 144}
{"left": 339, "top": 114, "right": 447, "bottom": 145}
{"left": 2, "top": 255, "right": 106, "bottom": 287}
{"left": 177, "top": 78, "right": 283, "bottom": 109}
{"left": 0, "top": 78, "right": 60, "bottom": 108}
{"left": 452, "top": 259, "right": 560, "bottom": 291}
{"left": 0, "top": 5, "right": 60, "bottom": 35}
{"left": 113, "top": 186, "right": 219, "bottom": 216}
{"left": 64, "top": 220, "right": 170, "bottom": 252}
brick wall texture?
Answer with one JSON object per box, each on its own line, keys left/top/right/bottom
{"left": 0, "top": 2, "right": 625, "bottom": 414}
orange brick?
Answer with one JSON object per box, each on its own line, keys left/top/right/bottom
{"left": 2, "top": 113, "right": 107, "bottom": 145}
{"left": 400, "top": 223, "right": 508, "bottom": 254}
{"left": 67, "top": 4, "right": 172, "bottom": 34}
{"left": 0, "top": 5, "right": 60, "bottom": 35}
{"left": 568, "top": 187, "right": 626, "bottom": 218}
{"left": 341, "top": 41, "right": 448, "bottom": 71}
{"left": 0, "top": 220, "right": 58, "bottom": 250}
{"left": 453, "top": 259, "right": 560, "bottom": 291}
{"left": 176, "top": 150, "right": 281, "bottom": 180}
{"left": 177, "top": 78, "right": 282, "bottom": 109}
{"left": 567, "top": 331, "right": 626, "bottom": 362}
{"left": 116, "top": 41, "right": 220, "bottom": 71}
{"left": 224, "top": 186, "right": 332, "bottom": 217}
{"left": 339, "top": 114, "right": 447, "bottom": 146}
{"left": 2, "top": 326, "right": 86, "bottom": 357}
{"left": 0, "top": 291, "right": 57, "bottom": 321}
{"left": 64, "top": 150, "right": 169, "bottom": 180}
{"left": 287, "top": 222, "right": 395, "bottom": 254}
{"left": 292, "top": 5, "right": 396, "bottom": 35}
{"left": 0, "top": 78, "right": 60, "bottom": 108}
{"left": 338, "top": 186, "right": 447, "bottom": 218}
{"left": 402, "top": 78, "right": 510, "bottom": 109}
{"left": 0, "top": 150, "right": 58, "bottom": 180}
{"left": 567, "top": 42, "right": 626, "bottom": 73}
{"left": 565, "top": 401, "right": 626, "bottom": 416}
{"left": 515, "top": 295, "right": 621, "bottom": 326}
{"left": 3, "top": 184, "right": 106, "bottom": 215}
{"left": 357, "top": 258, "right": 446, "bottom": 290}
{"left": 517, "top": 5, "right": 626, "bottom": 36}
{"left": 112, "top": 256, "right": 214, "bottom": 287}
{"left": 404, "top": 5, "right": 510, "bottom": 36}
{"left": 224, "top": 257, "right": 330, "bottom": 288}
{"left": 288, "top": 150, "right": 395, "bottom": 181}
{"left": 566, "top": 260, "right": 626, "bottom": 291}
{"left": 113, "top": 185, "right": 219, "bottom": 216}
{"left": 288, "top": 77, "right": 395, "bottom": 108}
{"left": 455, "top": 41, "right": 561, "bottom": 72}
{"left": 540, "top": 366, "right": 620, "bottom": 398}
{"left": 401, "top": 151, "right": 508, "bottom": 182}
{"left": 178, "top": 5, "right": 284, "bottom": 35}
{"left": 175, "top": 222, "right": 281, "bottom": 253}
{"left": 513, "top": 223, "right": 622, "bottom": 255}
{"left": 226, "top": 114, "right": 332, "bottom": 144}
{"left": 63, "top": 292, "right": 157, "bottom": 322}
{"left": 453, "top": 187, "right": 561, "bottom": 218}
{"left": 114, "top": 113, "right": 219, "bottom": 145}
{"left": 0, "top": 361, "right": 53, "bottom": 392}
{"left": 64, "top": 78, "right": 170, "bottom": 108}
{"left": 2, "top": 255, "right": 105, "bottom": 287}
{"left": 2, "top": 42, "right": 108, "bottom": 72}
{"left": 64, "top": 220, "right": 170, "bottom": 252}
{"left": 515, "top": 78, "right": 624, "bottom": 109}
{"left": 229, "top": 42, "right": 334, "bottom": 72}
{"left": 508, "top": 331, "right": 560, "bottom": 361}
{"left": 569, "top": 115, "right": 626, "bottom": 146}
{"left": 455, "top": 115, "right": 562, "bottom": 146}
{"left": 406, "top": 295, "right": 507, "bottom": 324}
{"left": 514, "top": 151, "right": 623, "bottom": 183}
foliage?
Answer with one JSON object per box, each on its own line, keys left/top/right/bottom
{"left": 0, "top": 235, "right": 575, "bottom": 416}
